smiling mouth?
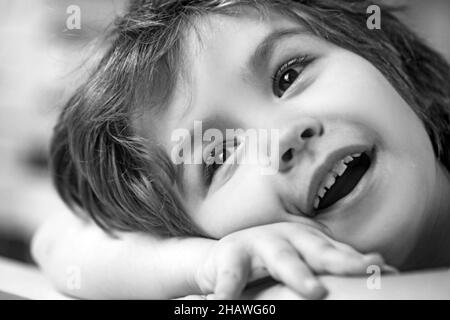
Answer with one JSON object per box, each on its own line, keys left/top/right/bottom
{"left": 313, "top": 150, "right": 373, "bottom": 212}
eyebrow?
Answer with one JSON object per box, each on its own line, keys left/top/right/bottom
{"left": 248, "top": 27, "right": 307, "bottom": 76}
{"left": 176, "top": 28, "right": 307, "bottom": 191}
{"left": 180, "top": 27, "right": 306, "bottom": 134}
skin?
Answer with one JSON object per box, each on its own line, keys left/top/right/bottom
{"left": 32, "top": 9, "right": 450, "bottom": 300}
{"left": 156, "top": 10, "right": 450, "bottom": 269}
{"left": 31, "top": 211, "right": 450, "bottom": 300}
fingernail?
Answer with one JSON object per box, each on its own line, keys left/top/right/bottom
{"left": 364, "top": 253, "right": 384, "bottom": 264}
{"left": 304, "top": 279, "right": 327, "bottom": 299}
{"left": 212, "top": 292, "right": 232, "bottom": 300}
{"left": 381, "top": 265, "right": 400, "bottom": 274}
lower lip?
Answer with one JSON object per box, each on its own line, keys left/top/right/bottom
{"left": 315, "top": 147, "right": 378, "bottom": 217}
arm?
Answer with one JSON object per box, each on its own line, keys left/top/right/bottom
{"left": 31, "top": 210, "right": 214, "bottom": 299}
{"left": 32, "top": 211, "right": 386, "bottom": 300}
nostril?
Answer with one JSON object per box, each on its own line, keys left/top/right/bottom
{"left": 282, "top": 148, "right": 294, "bottom": 162}
{"left": 300, "top": 128, "right": 315, "bottom": 139}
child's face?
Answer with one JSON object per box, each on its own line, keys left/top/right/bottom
{"left": 152, "top": 10, "right": 441, "bottom": 265}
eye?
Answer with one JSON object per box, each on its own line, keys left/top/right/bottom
{"left": 272, "top": 56, "right": 311, "bottom": 98}
{"left": 203, "top": 138, "right": 240, "bottom": 186}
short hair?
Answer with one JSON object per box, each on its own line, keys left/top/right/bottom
{"left": 51, "top": 0, "right": 450, "bottom": 237}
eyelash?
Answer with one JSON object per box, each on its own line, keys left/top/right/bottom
{"left": 272, "top": 55, "right": 312, "bottom": 98}
{"left": 203, "top": 138, "right": 240, "bottom": 186}
{"left": 202, "top": 56, "right": 312, "bottom": 186}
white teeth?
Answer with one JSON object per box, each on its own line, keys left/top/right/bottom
{"left": 324, "top": 174, "right": 336, "bottom": 189}
{"left": 318, "top": 187, "right": 327, "bottom": 198}
{"left": 313, "top": 197, "right": 320, "bottom": 210}
{"left": 333, "top": 160, "right": 348, "bottom": 176}
{"left": 343, "top": 155, "right": 354, "bottom": 163}
{"left": 313, "top": 152, "right": 365, "bottom": 211}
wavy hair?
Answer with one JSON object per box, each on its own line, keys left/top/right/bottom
{"left": 50, "top": 0, "right": 450, "bottom": 237}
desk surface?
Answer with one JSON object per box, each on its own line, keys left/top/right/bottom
{"left": 0, "top": 256, "right": 70, "bottom": 300}
{"left": 2, "top": 255, "right": 448, "bottom": 300}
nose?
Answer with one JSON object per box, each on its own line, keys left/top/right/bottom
{"left": 278, "top": 118, "right": 323, "bottom": 172}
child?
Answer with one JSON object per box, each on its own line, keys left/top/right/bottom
{"left": 33, "top": 0, "right": 450, "bottom": 299}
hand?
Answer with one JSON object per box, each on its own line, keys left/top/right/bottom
{"left": 194, "top": 221, "right": 388, "bottom": 300}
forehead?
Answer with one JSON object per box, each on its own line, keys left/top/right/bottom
{"left": 155, "top": 8, "right": 301, "bottom": 148}
{"left": 186, "top": 9, "right": 297, "bottom": 63}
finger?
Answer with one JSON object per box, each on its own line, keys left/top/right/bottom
{"left": 333, "top": 243, "right": 393, "bottom": 274}
{"left": 328, "top": 239, "right": 387, "bottom": 270}
{"left": 257, "top": 241, "right": 327, "bottom": 299}
{"left": 316, "top": 248, "right": 385, "bottom": 275}
{"left": 213, "top": 246, "right": 251, "bottom": 300}
{"left": 247, "top": 258, "right": 270, "bottom": 283}
{"left": 381, "top": 265, "right": 400, "bottom": 274}
{"left": 289, "top": 233, "right": 385, "bottom": 275}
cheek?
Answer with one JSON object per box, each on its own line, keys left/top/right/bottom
{"left": 194, "top": 168, "right": 285, "bottom": 238}
{"left": 311, "top": 52, "right": 437, "bottom": 261}
{"left": 308, "top": 51, "right": 435, "bottom": 176}
{"left": 334, "top": 56, "right": 435, "bottom": 170}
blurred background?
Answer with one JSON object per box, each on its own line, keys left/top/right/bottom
{"left": 0, "top": 0, "right": 126, "bottom": 263}
{"left": 0, "top": 0, "right": 449, "bottom": 264}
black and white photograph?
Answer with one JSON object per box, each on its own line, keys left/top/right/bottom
{"left": 0, "top": 0, "right": 450, "bottom": 306}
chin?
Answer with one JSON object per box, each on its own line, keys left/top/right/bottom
{"left": 316, "top": 148, "right": 437, "bottom": 267}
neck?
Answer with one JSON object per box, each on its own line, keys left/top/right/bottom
{"left": 403, "top": 162, "right": 450, "bottom": 270}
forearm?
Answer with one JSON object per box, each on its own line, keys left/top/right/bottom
{"left": 32, "top": 211, "right": 214, "bottom": 299}
{"left": 243, "top": 269, "right": 450, "bottom": 299}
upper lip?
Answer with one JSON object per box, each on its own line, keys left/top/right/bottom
{"left": 302, "top": 144, "right": 372, "bottom": 215}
